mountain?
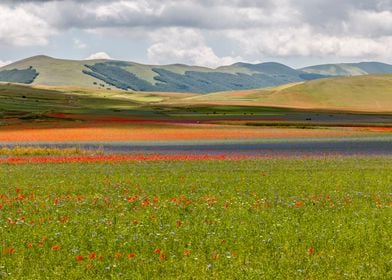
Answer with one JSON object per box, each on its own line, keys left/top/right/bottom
{"left": 180, "top": 74, "right": 392, "bottom": 112}
{"left": 1, "top": 56, "right": 391, "bottom": 94}
{"left": 0, "top": 55, "right": 326, "bottom": 93}
{"left": 301, "top": 62, "right": 392, "bottom": 77}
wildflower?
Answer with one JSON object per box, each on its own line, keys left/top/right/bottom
{"left": 212, "top": 253, "right": 219, "bottom": 260}
{"left": 132, "top": 220, "right": 138, "bottom": 225}
{"left": 141, "top": 199, "right": 150, "bottom": 207}
{"left": 154, "top": 249, "right": 161, "bottom": 254}
{"left": 176, "top": 220, "right": 183, "bottom": 227}
{"left": 295, "top": 201, "right": 303, "bottom": 207}
{"left": 27, "top": 243, "right": 33, "bottom": 248}
{"left": 75, "top": 255, "right": 83, "bottom": 261}
{"left": 115, "top": 252, "right": 123, "bottom": 259}
{"left": 308, "top": 247, "right": 314, "bottom": 255}
{"left": 89, "top": 252, "right": 96, "bottom": 260}
{"left": 127, "top": 195, "right": 138, "bottom": 202}
{"left": 52, "top": 244, "right": 60, "bottom": 250}
{"left": 159, "top": 253, "right": 166, "bottom": 260}
{"left": 4, "top": 248, "right": 14, "bottom": 254}
{"left": 183, "top": 250, "right": 191, "bottom": 256}
{"left": 128, "top": 253, "right": 136, "bottom": 259}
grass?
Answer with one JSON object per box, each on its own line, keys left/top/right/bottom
{"left": 0, "top": 83, "right": 194, "bottom": 120}
{"left": 183, "top": 74, "right": 392, "bottom": 112}
{"left": 0, "top": 146, "right": 102, "bottom": 157}
{"left": 0, "top": 158, "right": 391, "bottom": 279}
{"left": 1, "top": 81, "right": 391, "bottom": 139}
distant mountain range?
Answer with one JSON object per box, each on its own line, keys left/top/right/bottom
{"left": 1, "top": 55, "right": 392, "bottom": 93}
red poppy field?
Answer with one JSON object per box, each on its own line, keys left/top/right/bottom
{"left": 0, "top": 121, "right": 384, "bottom": 142}
{"left": 0, "top": 157, "right": 390, "bottom": 278}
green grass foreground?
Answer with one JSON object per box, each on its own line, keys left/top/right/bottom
{"left": 0, "top": 158, "right": 391, "bottom": 279}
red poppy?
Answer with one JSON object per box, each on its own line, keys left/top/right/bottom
{"left": 295, "top": 201, "right": 303, "bottom": 207}
{"left": 154, "top": 249, "right": 161, "bottom": 254}
{"left": 4, "top": 248, "right": 14, "bottom": 254}
{"left": 52, "top": 244, "right": 60, "bottom": 250}
{"left": 183, "top": 250, "right": 191, "bottom": 256}
{"left": 75, "top": 255, "right": 83, "bottom": 261}
{"left": 128, "top": 253, "right": 136, "bottom": 259}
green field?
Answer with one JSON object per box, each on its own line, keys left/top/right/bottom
{"left": 0, "top": 158, "right": 391, "bottom": 279}
{"left": 183, "top": 75, "right": 392, "bottom": 112}
{"left": 1, "top": 82, "right": 392, "bottom": 129}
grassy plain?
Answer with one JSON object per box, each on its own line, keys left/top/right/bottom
{"left": 1, "top": 82, "right": 391, "bottom": 143}
{"left": 0, "top": 158, "right": 391, "bottom": 279}
{"left": 181, "top": 75, "right": 392, "bottom": 112}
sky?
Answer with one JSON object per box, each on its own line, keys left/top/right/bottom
{"left": 0, "top": 0, "right": 391, "bottom": 68}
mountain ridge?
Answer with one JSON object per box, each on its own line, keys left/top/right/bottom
{"left": 1, "top": 55, "right": 392, "bottom": 93}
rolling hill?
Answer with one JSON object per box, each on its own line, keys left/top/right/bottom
{"left": 176, "top": 74, "right": 392, "bottom": 112}
{"left": 301, "top": 62, "right": 392, "bottom": 77}
{"left": 0, "top": 56, "right": 327, "bottom": 93}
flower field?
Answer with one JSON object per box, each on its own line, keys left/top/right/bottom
{"left": 0, "top": 158, "right": 391, "bottom": 279}
{"left": 0, "top": 122, "right": 382, "bottom": 142}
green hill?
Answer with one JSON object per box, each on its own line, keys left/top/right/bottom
{"left": 0, "top": 56, "right": 106, "bottom": 88}
{"left": 2, "top": 56, "right": 391, "bottom": 95}
{"left": 0, "top": 56, "right": 326, "bottom": 93}
{"left": 301, "top": 62, "right": 392, "bottom": 77}
{"left": 180, "top": 74, "right": 392, "bottom": 112}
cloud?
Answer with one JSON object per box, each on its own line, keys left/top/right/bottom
{"left": 86, "top": 52, "right": 112, "bottom": 60}
{"left": 0, "top": 0, "right": 391, "bottom": 64}
{"left": 147, "top": 28, "right": 241, "bottom": 67}
{"left": 0, "top": 4, "right": 55, "bottom": 46}
{"left": 228, "top": 26, "right": 392, "bottom": 60}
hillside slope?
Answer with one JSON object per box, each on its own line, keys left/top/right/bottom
{"left": 0, "top": 56, "right": 325, "bottom": 93}
{"left": 0, "top": 56, "right": 106, "bottom": 88}
{"left": 301, "top": 62, "right": 392, "bottom": 77}
{"left": 179, "top": 75, "right": 392, "bottom": 112}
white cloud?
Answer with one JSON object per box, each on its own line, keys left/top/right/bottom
{"left": 147, "top": 28, "right": 241, "bottom": 67}
{"left": 0, "top": 5, "right": 55, "bottom": 46}
{"left": 227, "top": 26, "right": 392, "bottom": 60}
{"left": 1, "top": 0, "right": 392, "bottom": 65}
{"left": 0, "top": 60, "right": 12, "bottom": 67}
{"left": 86, "top": 52, "right": 112, "bottom": 60}
{"left": 348, "top": 10, "right": 392, "bottom": 36}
